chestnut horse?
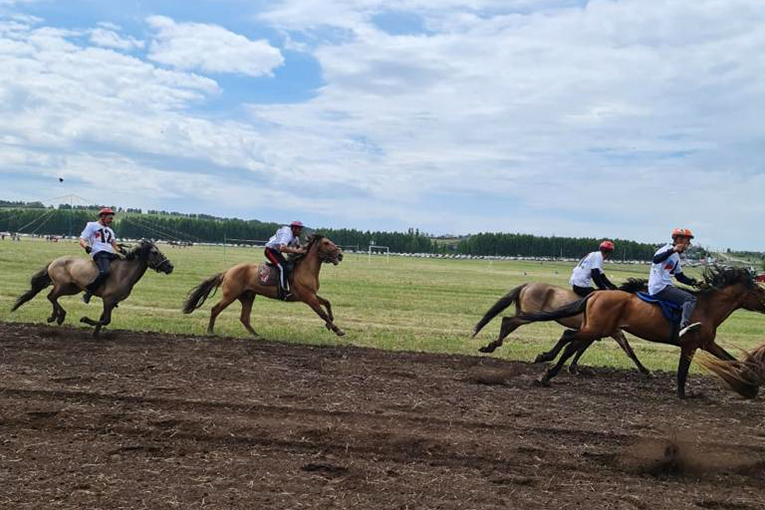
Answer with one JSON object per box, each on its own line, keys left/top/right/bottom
{"left": 182, "top": 235, "right": 345, "bottom": 336}
{"left": 11, "top": 240, "right": 174, "bottom": 336}
{"left": 515, "top": 267, "right": 765, "bottom": 398}
{"left": 472, "top": 279, "right": 651, "bottom": 375}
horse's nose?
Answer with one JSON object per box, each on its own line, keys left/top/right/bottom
{"left": 338, "top": 253, "right": 344, "bottom": 261}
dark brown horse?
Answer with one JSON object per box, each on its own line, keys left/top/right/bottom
{"left": 182, "top": 235, "right": 345, "bottom": 336}
{"left": 514, "top": 267, "right": 765, "bottom": 398}
{"left": 472, "top": 279, "right": 650, "bottom": 375}
{"left": 12, "top": 240, "right": 174, "bottom": 336}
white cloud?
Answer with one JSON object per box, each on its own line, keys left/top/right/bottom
{"left": 1, "top": 2, "right": 765, "bottom": 248}
{"left": 89, "top": 27, "right": 144, "bottom": 51}
{"left": 146, "top": 15, "right": 283, "bottom": 77}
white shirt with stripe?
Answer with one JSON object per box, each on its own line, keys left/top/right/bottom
{"left": 648, "top": 243, "right": 682, "bottom": 295}
{"left": 570, "top": 251, "right": 605, "bottom": 288}
{"left": 79, "top": 221, "right": 116, "bottom": 257}
{"left": 265, "top": 226, "right": 299, "bottom": 250}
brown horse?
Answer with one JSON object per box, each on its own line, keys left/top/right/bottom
{"left": 11, "top": 240, "right": 174, "bottom": 336}
{"left": 182, "top": 234, "right": 345, "bottom": 336}
{"left": 515, "top": 267, "right": 765, "bottom": 398}
{"left": 472, "top": 279, "right": 651, "bottom": 376}
{"left": 697, "top": 345, "right": 765, "bottom": 399}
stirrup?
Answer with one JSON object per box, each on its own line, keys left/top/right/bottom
{"left": 678, "top": 322, "right": 701, "bottom": 337}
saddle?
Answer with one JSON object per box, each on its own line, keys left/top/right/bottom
{"left": 257, "top": 261, "right": 294, "bottom": 287}
{"left": 636, "top": 292, "right": 682, "bottom": 338}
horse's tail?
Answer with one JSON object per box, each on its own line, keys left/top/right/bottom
{"left": 515, "top": 295, "right": 591, "bottom": 323}
{"left": 11, "top": 266, "right": 52, "bottom": 312}
{"left": 472, "top": 284, "right": 527, "bottom": 337}
{"left": 182, "top": 272, "right": 224, "bottom": 314}
{"left": 696, "top": 347, "right": 765, "bottom": 399}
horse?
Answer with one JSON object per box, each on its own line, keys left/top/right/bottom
{"left": 513, "top": 266, "right": 765, "bottom": 398}
{"left": 11, "top": 240, "right": 174, "bottom": 336}
{"left": 696, "top": 344, "right": 765, "bottom": 399}
{"left": 472, "top": 279, "right": 651, "bottom": 376}
{"left": 182, "top": 234, "right": 345, "bottom": 337}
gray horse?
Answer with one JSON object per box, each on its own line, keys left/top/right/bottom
{"left": 12, "top": 240, "right": 173, "bottom": 336}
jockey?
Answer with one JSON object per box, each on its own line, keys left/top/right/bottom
{"left": 264, "top": 221, "right": 305, "bottom": 299}
{"left": 569, "top": 240, "right": 618, "bottom": 297}
{"left": 649, "top": 228, "right": 700, "bottom": 337}
{"left": 78, "top": 207, "right": 124, "bottom": 303}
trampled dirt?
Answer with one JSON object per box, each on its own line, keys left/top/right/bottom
{"left": 1, "top": 322, "right": 764, "bottom": 509}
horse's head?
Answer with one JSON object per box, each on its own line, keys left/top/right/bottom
{"left": 742, "top": 283, "right": 765, "bottom": 313}
{"left": 129, "top": 240, "right": 174, "bottom": 274}
{"left": 311, "top": 235, "right": 343, "bottom": 265}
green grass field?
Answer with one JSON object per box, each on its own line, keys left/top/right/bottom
{"left": 1, "top": 238, "right": 764, "bottom": 373}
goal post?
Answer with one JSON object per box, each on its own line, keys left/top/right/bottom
{"left": 368, "top": 245, "right": 390, "bottom": 262}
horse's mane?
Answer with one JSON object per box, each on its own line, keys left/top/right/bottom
{"left": 618, "top": 278, "right": 647, "bottom": 293}
{"left": 124, "top": 240, "right": 154, "bottom": 261}
{"left": 696, "top": 265, "right": 756, "bottom": 294}
{"left": 288, "top": 234, "right": 325, "bottom": 264}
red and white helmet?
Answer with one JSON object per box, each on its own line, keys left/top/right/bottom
{"left": 599, "top": 240, "right": 615, "bottom": 252}
{"left": 290, "top": 220, "right": 304, "bottom": 228}
{"left": 99, "top": 207, "right": 115, "bottom": 216}
{"left": 672, "top": 227, "right": 694, "bottom": 239}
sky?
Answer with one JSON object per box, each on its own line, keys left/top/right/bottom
{"left": 0, "top": 0, "right": 763, "bottom": 250}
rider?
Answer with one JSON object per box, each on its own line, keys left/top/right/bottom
{"left": 648, "top": 228, "right": 700, "bottom": 337}
{"left": 79, "top": 207, "right": 123, "bottom": 303}
{"left": 264, "top": 221, "right": 305, "bottom": 299}
{"left": 569, "top": 240, "right": 618, "bottom": 297}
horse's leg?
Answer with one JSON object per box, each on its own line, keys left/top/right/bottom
{"left": 480, "top": 316, "right": 528, "bottom": 353}
{"left": 92, "top": 298, "right": 117, "bottom": 337}
{"left": 46, "top": 287, "right": 62, "bottom": 323}
{"left": 238, "top": 292, "right": 258, "bottom": 337}
{"left": 567, "top": 339, "right": 596, "bottom": 374}
{"left": 316, "top": 295, "right": 334, "bottom": 322}
{"left": 208, "top": 293, "right": 238, "bottom": 334}
{"left": 677, "top": 346, "right": 697, "bottom": 399}
{"left": 304, "top": 294, "right": 345, "bottom": 337}
{"left": 703, "top": 342, "right": 737, "bottom": 361}
{"left": 540, "top": 335, "right": 588, "bottom": 385}
{"left": 534, "top": 329, "right": 577, "bottom": 363}
{"left": 611, "top": 330, "right": 651, "bottom": 376}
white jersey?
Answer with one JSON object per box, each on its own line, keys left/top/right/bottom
{"left": 648, "top": 243, "right": 682, "bottom": 295}
{"left": 265, "top": 226, "right": 299, "bottom": 250}
{"left": 570, "top": 251, "right": 605, "bottom": 288}
{"left": 79, "top": 221, "right": 116, "bottom": 257}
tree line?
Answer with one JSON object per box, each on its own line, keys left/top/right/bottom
{"left": 0, "top": 205, "right": 668, "bottom": 260}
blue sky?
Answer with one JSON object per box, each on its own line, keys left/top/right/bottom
{"left": 1, "top": 0, "right": 764, "bottom": 250}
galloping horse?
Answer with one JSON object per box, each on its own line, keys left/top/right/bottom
{"left": 182, "top": 234, "right": 345, "bottom": 336}
{"left": 514, "top": 267, "right": 765, "bottom": 398}
{"left": 12, "top": 240, "right": 174, "bottom": 336}
{"left": 472, "top": 279, "right": 650, "bottom": 376}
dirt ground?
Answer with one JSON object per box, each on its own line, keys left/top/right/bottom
{"left": 1, "top": 322, "right": 764, "bottom": 510}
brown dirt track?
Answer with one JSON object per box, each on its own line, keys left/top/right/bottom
{"left": 1, "top": 322, "right": 764, "bottom": 510}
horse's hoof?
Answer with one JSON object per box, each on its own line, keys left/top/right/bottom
{"left": 47, "top": 317, "right": 55, "bottom": 323}
{"left": 478, "top": 345, "right": 496, "bottom": 354}
{"left": 534, "top": 377, "right": 551, "bottom": 388}
{"left": 533, "top": 354, "right": 549, "bottom": 364}
{"left": 80, "top": 317, "right": 89, "bottom": 324}
{"left": 640, "top": 370, "right": 653, "bottom": 379}
{"left": 335, "top": 329, "right": 346, "bottom": 337}
{"left": 568, "top": 365, "right": 579, "bottom": 375}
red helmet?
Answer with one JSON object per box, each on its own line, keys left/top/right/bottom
{"left": 672, "top": 228, "right": 694, "bottom": 239}
{"left": 599, "top": 240, "right": 615, "bottom": 252}
{"left": 290, "top": 221, "right": 304, "bottom": 228}
{"left": 99, "top": 207, "right": 115, "bottom": 216}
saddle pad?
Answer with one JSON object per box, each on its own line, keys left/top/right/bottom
{"left": 258, "top": 262, "right": 278, "bottom": 287}
{"left": 636, "top": 292, "right": 682, "bottom": 324}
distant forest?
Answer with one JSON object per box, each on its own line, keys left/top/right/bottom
{"left": 0, "top": 200, "right": 678, "bottom": 260}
